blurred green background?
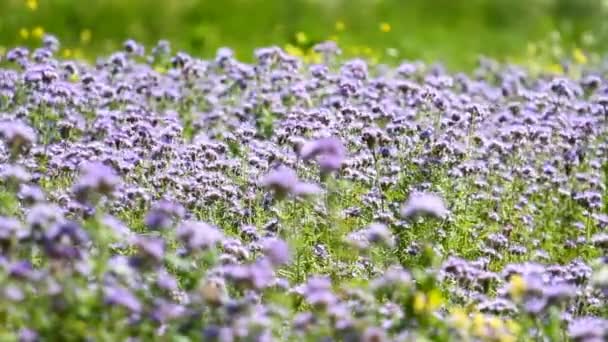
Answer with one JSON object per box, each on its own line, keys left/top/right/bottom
{"left": 0, "top": 0, "right": 607, "bottom": 69}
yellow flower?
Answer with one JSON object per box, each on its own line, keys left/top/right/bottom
{"left": 154, "top": 65, "right": 167, "bottom": 74}
{"left": 295, "top": 32, "right": 308, "bottom": 45}
{"left": 284, "top": 44, "right": 303, "bottom": 57}
{"left": 62, "top": 49, "right": 73, "bottom": 58}
{"left": 80, "top": 29, "right": 92, "bottom": 44}
{"left": 472, "top": 313, "right": 487, "bottom": 337}
{"left": 498, "top": 334, "right": 517, "bottom": 342}
{"left": 19, "top": 28, "right": 29, "bottom": 40}
{"left": 32, "top": 26, "right": 45, "bottom": 40}
{"left": 379, "top": 22, "right": 391, "bottom": 33}
{"left": 573, "top": 48, "right": 588, "bottom": 65}
{"left": 413, "top": 292, "right": 426, "bottom": 314}
{"left": 449, "top": 308, "right": 470, "bottom": 330}
{"left": 26, "top": 0, "right": 38, "bottom": 11}
{"left": 546, "top": 63, "right": 564, "bottom": 75}
{"left": 487, "top": 316, "right": 504, "bottom": 331}
{"left": 335, "top": 20, "right": 345, "bottom": 32}
{"left": 505, "top": 319, "right": 521, "bottom": 336}
{"left": 427, "top": 289, "right": 443, "bottom": 311}
{"left": 305, "top": 50, "right": 322, "bottom": 64}
{"left": 508, "top": 275, "right": 526, "bottom": 301}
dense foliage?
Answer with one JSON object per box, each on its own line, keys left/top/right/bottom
{"left": 0, "top": 37, "right": 607, "bottom": 341}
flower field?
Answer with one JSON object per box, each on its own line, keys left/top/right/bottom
{"left": 0, "top": 34, "right": 607, "bottom": 341}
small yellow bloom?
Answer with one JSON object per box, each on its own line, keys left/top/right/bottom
{"left": 26, "top": 0, "right": 38, "bottom": 11}
{"left": 427, "top": 289, "right": 443, "bottom": 311}
{"left": 80, "top": 29, "right": 92, "bottom": 44}
{"left": 498, "top": 334, "right": 517, "bottom": 342}
{"left": 62, "top": 48, "right": 73, "bottom": 58}
{"left": 335, "top": 20, "right": 345, "bottom": 32}
{"left": 379, "top": 22, "right": 391, "bottom": 33}
{"left": 154, "top": 65, "right": 167, "bottom": 74}
{"left": 449, "top": 308, "right": 470, "bottom": 330}
{"left": 487, "top": 316, "right": 504, "bottom": 331}
{"left": 295, "top": 32, "right": 308, "bottom": 45}
{"left": 573, "top": 48, "right": 588, "bottom": 65}
{"left": 284, "top": 44, "right": 303, "bottom": 57}
{"left": 472, "top": 313, "right": 486, "bottom": 337}
{"left": 413, "top": 292, "right": 426, "bottom": 314}
{"left": 73, "top": 49, "right": 83, "bottom": 59}
{"left": 546, "top": 63, "right": 564, "bottom": 75}
{"left": 32, "top": 26, "right": 45, "bottom": 40}
{"left": 505, "top": 319, "right": 521, "bottom": 335}
{"left": 19, "top": 28, "right": 29, "bottom": 40}
{"left": 508, "top": 275, "right": 526, "bottom": 301}
{"left": 305, "top": 51, "right": 322, "bottom": 64}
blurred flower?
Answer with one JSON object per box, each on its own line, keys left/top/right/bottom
{"left": 508, "top": 274, "right": 527, "bottom": 301}
{"left": 32, "top": 27, "right": 45, "bottom": 40}
{"left": 19, "top": 28, "right": 29, "bottom": 40}
{"left": 176, "top": 221, "right": 224, "bottom": 252}
{"left": 0, "top": 121, "right": 36, "bottom": 157}
{"left": 104, "top": 286, "right": 142, "bottom": 313}
{"left": 25, "top": 0, "right": 38, "bottom": 11}
{"left": 72, "top": 162, "right": 120, "bottom": 204}
{"left": 260, "top": 166, "right": 321, "bottom": 200}
{"left": 261, "top": 238, "right": 290, "bottom": 266}
{"left": 379, "top": 22, "right": 391, "bottom": 33}
{"left": 568, "top": 317, "right": 608, "bottom": 342}
{"left": 401, "top": 191, "right": 448, "bottom": 219}
{"left": 80, "top": 29, "right": 92, "bottom": 44}
{"left": 299, "top": 137, "right": 346, "bottom": 174}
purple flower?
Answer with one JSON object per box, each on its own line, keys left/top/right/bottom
{"left": 261, "top": 238, "right": 290, "bottom": 266}
{"left": 72, "top": 162, "right": 120, "bottom": 204}
{"left": 0, "top": 121, "right": 36, "bottom": 157}
{"left": 260, "top": 166, "right": 321, "bottom": 199}
{"left": 401, "top": 191, "right": 448, "bottom": 219}
{"left": 104, "top": 285, "right": 142, "bottom": 313}
{"left": 260, "top": 166, "right": 298, "bottom": 199}
{"left": 144, "top": 200, "right": 185, "bottom": 230}
{"left": 176, "top": 220, "right": 224, "bottom": 252}
{"left": 568, "top": 317, "right": 608, "bottom": 342}
{"left": 299, "top": 137, "right": 346, "bottom": 173}
{"left": 43, "top": 221, "right": 89, "bottom": 260}
{"left": 132, "top": 236, "right": 165, "bottom": 266}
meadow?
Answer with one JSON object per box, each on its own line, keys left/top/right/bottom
{"left": 0, "top": 0, "right": 607, "bottom": 341}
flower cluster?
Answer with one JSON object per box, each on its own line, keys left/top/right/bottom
{"left": 0, "top": 37, "right": 606, "bottom": 340}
